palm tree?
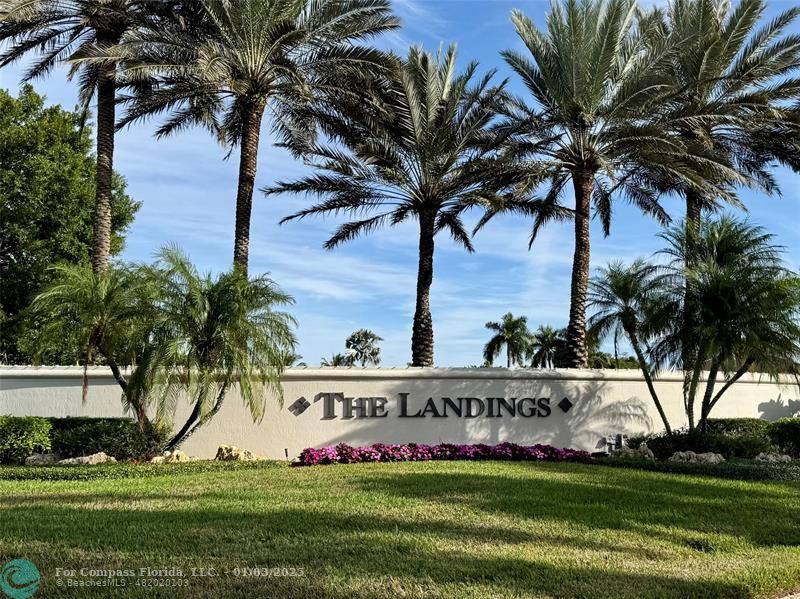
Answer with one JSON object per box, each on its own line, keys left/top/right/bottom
{"left": 641, "top": 0, "right": 800, "bottom": 236}
{"left": 528, "top": 325, "right": 563, "bottom": 369}
{"left": 130, "top": 248, "right": 297, "bottom": 450}
{"left": 492, "top": 0, "right": 730, "bottom": 368}
{"left": 25, "top": 262, "right": 156, "bottom": 427}
{"left": 114, "top": 0, "right": 398, "bottom": 273}
{"left": 269, "top": 45, "right": 526, "bottom": 366}
{"left": 658, "top": 217, "right": 800, "bottom": 433}
{"left": 345, "top": 329, "right": 382, "bottom": 367}
{"left": 483, "top": 313, "right": 532, "bottom": 368}
{"left": 588, "top": 260, "right": 673, "bottom": 434}
{"left": 0, "top": 0, "right": 159, "bottom": 272}
{"left": 321, "top": 353, "right": 352, "bottom": 367}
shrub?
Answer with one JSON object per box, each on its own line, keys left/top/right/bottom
{"left": 769, "top": 418, "right": 800, "bottom": 458}
{"left": 600, "top": 458, "right": 800, "bottom": 482}
{"left": 0, "top": 416, "right": 52, "bottom": 464}
{"left": 629, "top": 429, "right": 774, "bottom": 460}
{"left": 50, "top": 418, "right": 169, "bottom": 461}
{"left": 293, "top": 442, "right": 592, "bottom": 467}
{"left": 706, "top": 418, "right": 772, "bottom": 438}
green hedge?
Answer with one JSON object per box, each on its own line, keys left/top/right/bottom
{"left": 49, "top": 418, "right": 169, "bottom": 461}
{"left": 769, "top": 418, "right": 800, "bottom": 458}
{"left": 599, "top": 457, "right": 800, "bottom": 482}
{"left": 630, "top": 417, "right": 799, "bottom": 460}
{"left": 0, "top": 416, "right": 52, "bottom": 464}
{"left": 0, "top": 416, "right": 170, "bottom": 464}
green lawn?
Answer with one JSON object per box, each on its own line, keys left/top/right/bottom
{"left": 0, "top": 461, "right": 798, "bottom": 599}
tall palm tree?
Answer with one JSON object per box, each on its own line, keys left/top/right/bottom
{"left": 483, "top": 313, "right": 532, "bottom": 368}
{"left": 641, "top": 0, "right": 800, "bottom": 236}
{"left": 345, "top": 328, "right": 382, "bottom": 367}
{"left": 658, "top": 217, "right": 800, "bottom": 433}
{"left": 131, "top": 247, "right": 297, "bottom": 449}
{"left": 269, "top": 45, "right": 526, "bottom": 366}
{"left": 491, "top": 0, "right": 731, "bottom": 368}
{"left": 588, "top": 260, "right": 673, "bottom": 434}
{"left": 0, "top": 0, "right": 159, "bottom": 272}
{"left": 114, "top": 0, "right": 398, "bottom": 273}
{"left": 528, "top": 325, "right": 563, "bottom": 369}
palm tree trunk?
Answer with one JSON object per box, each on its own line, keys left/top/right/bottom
{"left": 411, "top": 211, "right": 435, "bottom": 366}
{"left": 91, "top": 70, "right": 116, "bottom": 273}
{"left": 699, "top": 359, "right": 720, "bottom": 434}
{"left": 233, "top": 100, "right": 266, "bottom": 273}
{"left": 169, "top": 382, "right": 229, "bottom": 450}
{"left": 708, "top": 356, "right": 755, "bottom": 414}
{"left": 627, "top": 327, "right": 672, "bottom": 435}
{"left": 565, "top": 170, "right": 592, "bottom": 368}
{"left": 507, "top": 348, "right": 511, "bottom": 369}
{"left": 683, "top": 188, "right": 703, "bottom": 430}
{"left": 685, "top": 189, "right": 702, "bottom": 241}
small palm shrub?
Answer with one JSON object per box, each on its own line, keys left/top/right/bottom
{"left": 49, "top": 418, "right": 169, "bottom": 461}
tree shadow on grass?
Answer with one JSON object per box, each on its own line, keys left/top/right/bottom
{"left": 0, "top": 504, "right": 755, "bottom": 599}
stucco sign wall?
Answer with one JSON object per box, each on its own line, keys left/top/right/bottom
{"left": 1, "top": 367, "right": 797, "bottom": 459}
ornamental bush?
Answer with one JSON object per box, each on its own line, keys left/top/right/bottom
{"left": 0, "top": 416, "right": 52, "bottom": 464}
{"left": 769, "top": 418, "right": 800, "bottom": 458}
{"left": 49, "top": 418, "right": 169, "bottom": 461}
{"left": 628, "top": 429, "right": 775, "bottom": 459}
{"left": 293, "top": 442, "right": 592, "bottom": 467}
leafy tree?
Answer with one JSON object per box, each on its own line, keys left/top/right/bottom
{"left": 483, "top": 313, "right": 532, "bottom": 368}
{"left": 321, "top": 353, "right": 353, "bottom": 368}
{"left": 658, "top": 217, "right": 800, "bottom": 433}
{"left": 491, "top": 0, "right": 728, "bottom": 368}
{"left": 528, "top": 325, "right": 563, "bottom": 368}
{"left": 0, "top": 0, "right": 162, "bottom": 271}
{"left": 588, "top": 260, "right": 673, "bottom": 433}
{"left": 271, "top": 45, "right": 525, "bottom": 366}
{"left": 0, "top": 85, "right": 138, "bottom": 364}
{"left": 122, "top": 248, "right": 297, "bottom": 450}
{"left": 114, "top": 0, "right": 398, "bottom": 273}
{"left": 345, "top": 329, "right": 382, "bottom": 367}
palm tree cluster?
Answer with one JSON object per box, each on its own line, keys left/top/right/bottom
{"left": 27, "top": 248, "right": 297, "bottom": 448}
{"left": 589, "top": 217, "right": 800, "bottom": 434}
{"left": 3, "top": 0, "right": 799, "bottom": 373}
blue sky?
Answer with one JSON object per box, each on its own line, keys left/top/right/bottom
{"left": 1, "top": 0, "right": 798, "bottom": 367}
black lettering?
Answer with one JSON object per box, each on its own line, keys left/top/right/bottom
{"left": 315, "top": 392, "right": 342, "bottom": 419}
{"left": 369, "top": 397, "right": 389, "bottom": 417}
{"left": 537, "top": 397, "right": 551, "bottom": 417}
{"left": 442, "top": 397, "right": 463, "bottom": 417}
{"left": 496, "top": 397, "right": 517, "bottom": 417}
{"left": 421, "top": 398, "right": 444, "bottom": 417}
{"left": 517, "top": 398, "right": 537, "bottom": 417}
{"left": 398, "top": 393, "right": 423, "bottom": 417}
{"left": 461, "top": 397, "right": 486, "bottom": 418}
{"left": 339, "top": 396, "right": 367, "bottom": 419}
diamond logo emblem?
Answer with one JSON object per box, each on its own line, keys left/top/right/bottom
{"left": 558, "top": 397, "right": 574, "bottom": 413}
{"left": 289, "top": 396, "right": 311, "bottom": 416}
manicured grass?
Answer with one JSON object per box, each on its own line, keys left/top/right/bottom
{"left": 0, "top": 461, "right": 798, "bottom": 598}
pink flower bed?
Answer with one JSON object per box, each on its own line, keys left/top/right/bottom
{"left": 293, "top": 442, "right": 592, "bottom": 467}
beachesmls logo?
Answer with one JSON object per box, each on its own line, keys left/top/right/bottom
{"left": 0, "top": 559, "right": 40, "bottom": 599}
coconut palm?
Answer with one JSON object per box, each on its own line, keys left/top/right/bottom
{"left": 489, "top": 0, "right": 733, "bottom": 368}
{"left": 658, "top": 217, "right": 800, "bottom": 433}
{"left": 527, "top": 325, "right": 563, "bottom": 369}
{"left": 0, "top": 0, "right": 162, "bottom": 272}
{"left": 640, "top": 0, "right": 800, "bottom": 236}
{"left": 128, "top": 247, "right": 297, "bottom": 450}
{"left": 113, "top": 0, "right": 398, "bottom": 273}
{"left": 269, "top": 45, "right": 527, "bottom": 366}
{"left": 24, "top": 262, "right": 156, "bottom": 427}
{"left": 345, "top": 329, "right": 382, "bottom": 367}
{"left": 588, "top": 260, "right": 673, "bottom": 434}
{"left": 483, "top": 313, "right": 532, "bottom": 368}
